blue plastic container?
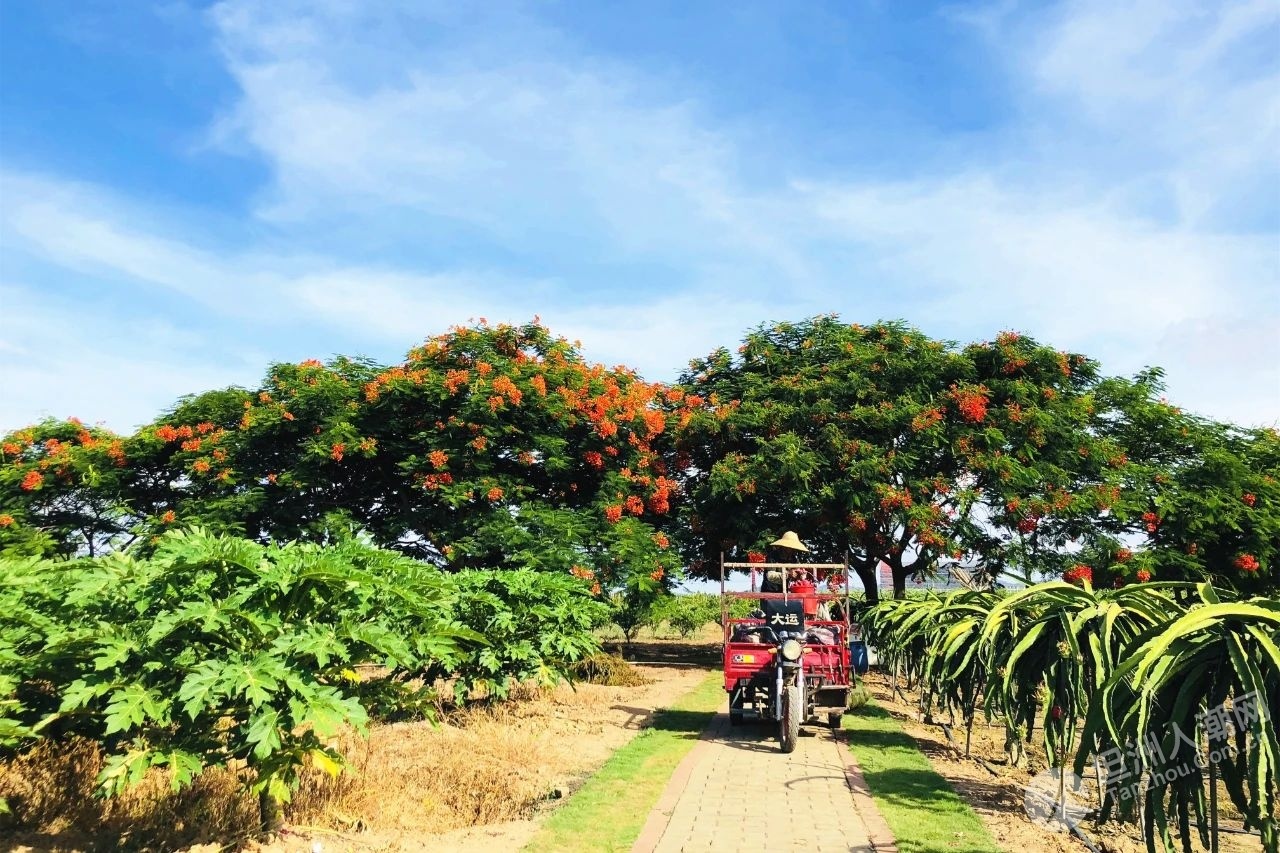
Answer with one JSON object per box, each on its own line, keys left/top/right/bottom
{"left": 850, "top": 640, "right": 869, "bottom": 675}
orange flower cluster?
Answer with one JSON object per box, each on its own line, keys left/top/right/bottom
{"left": 653, "top": 532, "right": 669, "bottom": 549}
{"left": 20, "top": 470, "right": 42, "bottom": 491}
{"left": 1002, "top": 357, "right": 1029, "bottom": 375}
{"left": 583, "top": 450, "right": 604, "bottom": 470}
{"left": 193, "top": 459, "right": 212, "bottom": 474}
{"left": 648, "top": 477, "right": 674, "bottom": 514}
{"left": 879, "top": 489, "right": 913, "bottom": 512}
{"left": 330, "top": 443, "right": 345, "bottom": 462}
{"left": 444, "top": 369, "right": 471, "bottom": 394}
{"left": 155, "top": 424, "right": 196, "bottom": 443}
{"left": 1063, "top": 564, "right": 1093, "bottom": 585}
{"left": 181, "top": 438, "right": 202, "bottom": 452}
{"left": 490, "top": 375, "right": 523, "bottom": 406}
{"left": 625, "top": 495, "right": 645, "bottom": 515}
{"left": 1141, "top": 511, "right": 1159, "bottom": 533}
{"left": 429, "top": 450, "right": 449, "bottom": 469}
{"left": 1115, "top": 548, "right": 1133, "bottom": 563}
{"left": 106, "top": 441, "right": 126, "bottom": 466}
{"left": 2, "top": 441, "right": 21, "bottom": 456}
{"left": 421, "top": 473, "right": 454, "bottom": 490}
{"left": 470, "top": 436, "right": 487, "bottom": 452}
{"left": 570, "top": 565, "right": 595, "bottom": 580}
{"left": 1136, "top": 569, "right": 1152, "bottom": 582}
{"left": 1234, "top": 554, "right": 1260, "bottom": 573}
{"left": 951, "top": 386, "right": 989, "bottom": 424}
{"left": 487, "top": 486, "right": 504, "bottom": 501}
{"left": 747, "top": 551, "right": 766, "bottom": 563}
{"left": 161, "top": 510, "right": 176, "bottom": 524}
{"left": 0, "top": 514, "right": 14, "bottom": 527}
{"left": 529, "top": 375, "right": 547, "bottom": 396}
{"left": 1243, "top": 493, "right": 1257, "bottom": 507}
{"left": 916, "top": 527, "right": 946, "bottom": 550}
{"left": 604, "top": 504, "right": 623, "bottom": 523}
{"left": 650, "top": 568, "right": 664, "bottom": 582}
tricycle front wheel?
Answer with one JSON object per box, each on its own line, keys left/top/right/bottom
{"left": 779, "top": 686, "right": 801, "bottom": 753}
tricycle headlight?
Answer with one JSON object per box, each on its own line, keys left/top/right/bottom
{"left": 780, "top": 639, "right": 803, "bottom": 661}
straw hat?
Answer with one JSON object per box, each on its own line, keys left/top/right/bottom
{"left": 770, "top": 531, "right": 809, "bottom": 552}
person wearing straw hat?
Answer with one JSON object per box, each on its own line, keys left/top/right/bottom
{"left": 771, "top": 531, "right": 809, "bottom": 553}
{"left": 768, "top": 531, "right": 831, "bottom": 620}
{"left": 758, "top": 533, "right": 805, "bottom": 594}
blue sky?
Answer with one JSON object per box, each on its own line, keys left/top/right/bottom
{"left": 1, "top": 0, "right": 1277, "bottom": 434}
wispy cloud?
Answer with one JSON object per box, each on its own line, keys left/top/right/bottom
{"left": 0, "top": 0, "right": 1275, "bottom": 433}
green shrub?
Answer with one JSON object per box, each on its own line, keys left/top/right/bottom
{"left": 440, "top": 569, "right": 610, "bottom": 700}
{"left": 0, "top": 529, "right": 476, "bottom": 823}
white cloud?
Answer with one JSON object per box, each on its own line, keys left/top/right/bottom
{"left": 1, "top": 0, "right": 1276, "bottom": 432}
{"left": 0, "top": 285, "right": 261, "bottom": 433}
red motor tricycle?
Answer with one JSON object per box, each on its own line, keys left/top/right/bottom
{"left": 720, "top": 555, "right": 855, "bottom": 753}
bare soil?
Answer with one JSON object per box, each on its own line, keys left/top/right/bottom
{"left": 862, "top": 670, "right": 1262, "bottom": 853}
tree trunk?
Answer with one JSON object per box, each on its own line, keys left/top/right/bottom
{"left": 891, "top": 559, "right": 907, "bottom": 599}
{"left": 259, "top": 788, "right": 282, "bottom": 834}
{"left": 851, "top": 560, "right": 879, "bottom": 603}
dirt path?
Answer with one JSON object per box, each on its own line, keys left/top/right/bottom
{"left": 632, "top": 713, "right": 894, "bottom": 853}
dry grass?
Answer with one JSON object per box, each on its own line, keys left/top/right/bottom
{"left": 0, "top": 737, "right": 257, "bottom": 851}
{"left": 0, "top": 666, "right": 707, "bottom": 851}
{"left": 569, "top": 652, "right": 652, "bottom": 687}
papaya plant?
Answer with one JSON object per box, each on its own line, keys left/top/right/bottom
{"left": 0, "top": 529, "right": 480, "bottom": 829}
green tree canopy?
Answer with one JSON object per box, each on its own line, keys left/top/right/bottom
{"left": 672, "top": 317, "right": 1232, "bottom": 598}
{"left": 0, "top": 322, "right": 680, "bottom": 595}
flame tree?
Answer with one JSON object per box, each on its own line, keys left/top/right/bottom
{"left": 673, "top": 317, "right": 1275, "bottom": 598}
{"left": 0, "top": 321, "right": 684, "bottom": 595}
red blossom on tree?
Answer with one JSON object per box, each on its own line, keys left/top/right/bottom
{"left": 1235, "top": 554, "right": 1260, "bottom": 573}
{"left": 1063, "top": 564, "right": 1093, "bottom": 585}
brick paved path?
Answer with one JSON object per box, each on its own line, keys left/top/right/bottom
{"left": 632, "top": 713, "right": 896, "bottom": 853}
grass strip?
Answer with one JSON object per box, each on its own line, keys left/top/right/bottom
{"left": 844, "top": 700, "right": 1003, "bottom": 853}
{"left": 522, "top": 670, "right": 723, "bottom": 853}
